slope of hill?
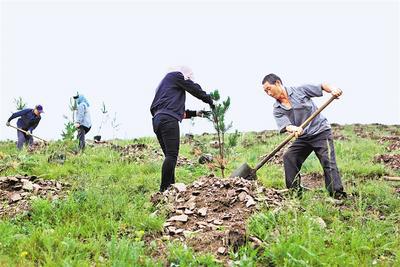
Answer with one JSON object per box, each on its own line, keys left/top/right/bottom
{"left": 0, "top": 124, "right": 399, "bottom": 266}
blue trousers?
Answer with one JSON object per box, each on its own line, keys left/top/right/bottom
{"left": 17, "top": 130, "right": 33, "bottom": 150}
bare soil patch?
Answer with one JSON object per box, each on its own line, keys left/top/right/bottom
{"left": 149, "top": 175, "right": 286, "bottom": 263}
{"left": 302, "top": 172, "right": 325, "bottom": 189}
{"left": 0, "top": 175, "right": 70, "bottom": 218}
{"left": 374, "top": 154, "right": 400, "bottom": 171}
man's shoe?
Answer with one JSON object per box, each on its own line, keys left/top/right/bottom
{"left": 330, "top": 190, "right": 347, "bottom": 200}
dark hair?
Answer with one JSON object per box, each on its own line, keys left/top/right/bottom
{"left": 262, "top": 73, "right": 282, "bottom": 85}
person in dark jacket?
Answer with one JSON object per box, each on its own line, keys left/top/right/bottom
{"left": 262, "top": 73, "right": 346, "bottom": 199}
{"left": 6, "top": 105, "right": 44, "bottom": 150}
{"left": 150, "top": 66, "right": 214, "bottom": 192}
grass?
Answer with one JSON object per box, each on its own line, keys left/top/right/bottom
{"left": 0, "top": 124, "right": 399, "bottom": 266}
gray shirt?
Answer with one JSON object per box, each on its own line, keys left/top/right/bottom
{"left": 273, "top": 84, "right": 330, "bottom": 138}
{"left": 76, "top": 103, "right": 92, "bottom": 128}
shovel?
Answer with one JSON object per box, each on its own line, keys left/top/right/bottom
{"left": 7, "top": 124, "right": 48, "bottom": 143}
{"left": 230, "top": 95, "right": 337, "bottom": 180}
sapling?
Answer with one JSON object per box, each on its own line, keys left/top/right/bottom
{"left": 96, "top": 102, "right": 109, "bottom": 141}
{"left": 110, "top": 112, "right": 121, "bottom": 139}
{"left": 14, "top": 97, "right": 27, "bottom": 111}
{"left": 207, "top": 90, "right": 233, "bottom": 178}
{"left": 61, "top": 95, "right": 78, "bottom": 140}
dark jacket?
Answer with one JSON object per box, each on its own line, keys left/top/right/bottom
{"left": 150, "top": 72, "right": 212, "bottom": 121}
{"left": 8, "top": 109, "right": 41, "bottom": 132}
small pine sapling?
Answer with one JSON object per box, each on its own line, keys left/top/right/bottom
{"left": 14, "top": 97, "right": 27, "bottom": 111}
{"left": 207, "top": 90, "right": 233, "bottom": 178}
{"left": 61, "top": 95, "right": 78, "bottom": 140}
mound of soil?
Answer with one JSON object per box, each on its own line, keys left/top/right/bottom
{"left": 378, "top": 136, "right": 400, "bottom": 151}
{"left": 374, "top": 154, "right": 400, "bottom": 170}
{"left": 0, "top": 175, "right": 70, "bottom": 218}
{"left": 330, "top": 123, "right": 344, "bottom": 130}
{"left": 176, "top": 156, "right": 196, "bottom": 167}
{"left": 110, "top": 143, "right": 197, "bottom": 167}
{"left": 332, "top": 129, "right": 349, "bottom": 141}
{"left": 354, "top": 127, "right": 381, "bottom": 140}
{"left": 111, "top": 143, "right": 164, "bottom": 163}
{"left": 150, "top": 175, "right": 286, "bottom": 260}
{"left": 28, "top": 141, "right": 48, "bottom": 152}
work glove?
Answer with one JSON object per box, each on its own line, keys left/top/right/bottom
{"left": 6, "top": 121, "right": 10, "bottom": 127}
{"left": 26, "top": 131, "right": 32, "bottom": 136}
{"left": 74, "top": 123, "right": 80, "bottom": 129}
{"left": 184, "top": 110, "right": 197, "bottom": 119}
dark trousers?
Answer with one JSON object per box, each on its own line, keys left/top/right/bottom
{"left": 17, "top": 130, "right": 33, "bottom": 150}
{"left": 283, "top": 129, "right": 344, "bottom": 193}
{"left": 77, "top": 126, "right": 91, "bottom": 151}
{"left": 152, "top": 114, "right": 180, "bottom": 192}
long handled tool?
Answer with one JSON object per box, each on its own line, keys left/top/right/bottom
{"left": 7, "top": 124, "right": 47, "bottom": 143}
{"left": 230, "top": 95, "right": 337, "bottom": 180}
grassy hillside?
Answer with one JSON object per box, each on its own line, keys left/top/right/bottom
{"left": 0, "top": 124, "right": 399, "bottom": 266}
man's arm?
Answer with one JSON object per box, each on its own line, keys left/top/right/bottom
{"left": 28, "top": 118, "right": 41, "bottom": 133}
{"left": 75, "top": 104, "right": 85, "bottom": 125}
{"left": 321, "top": 83, "right": 343, "bottom": 98}
{"left": 7, "top": 109, "right": 30, "bottom": 123}
{"left": 175, "top": 73, "right": 213, "bottom": 106}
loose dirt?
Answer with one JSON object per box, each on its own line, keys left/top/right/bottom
{"left": 378, "top": 136, "right": 400, "bottom": 152}
{"left": 374, "top": 154, "right": 400, "bottom": 171}
{"left": 302, "top": 172, "right": 325, "bottom": 189}
{"left": 150, "top": 175, "right": 286, "bottom": 263}
{"left": 0, "top": 175, "right": 70, "bottom": 218}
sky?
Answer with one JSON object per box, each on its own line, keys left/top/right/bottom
{"left": 1, "top": 0, "right": 399, "bottom": 141}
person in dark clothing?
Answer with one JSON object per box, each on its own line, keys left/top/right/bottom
{"left": 6, "top": 105, "right": 44, "bottom": 150}
{"left": 150, "top": 67, "right": 214, "bottom": 192}
{"left": 73, "top": 95, "right": 92, "bottom": 151}
{"left": 262, "top": 73, "right": 347, "bottom": 199}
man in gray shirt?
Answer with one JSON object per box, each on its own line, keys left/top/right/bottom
{"left": 262, "top": 73, "right": 346, "bottom": 199}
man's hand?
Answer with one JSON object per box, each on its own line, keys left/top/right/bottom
{"left": 197, "top": 110, "right": 211, "bottom": 118}
{"left": 6, "top": 121, "right": 10, "bottom": 127}
{"left": 286, "top": 125, "right": 304, "bottom": 138}
{"left": 26, "top": 131, "right": 32, "bottom": 136}
{"left": 331, "top": 88, "right": 342, "bottom": 98}
{"left": 322, "top": 84, "right": 342, "bottom": 99}
{"left": 74, "top": 123, "right": 80, "bottom": 129}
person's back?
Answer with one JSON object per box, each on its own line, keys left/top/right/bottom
{"left": 77, "top": 101, "right": 91, "bottom": 129}
{"left": 74, "top": 95, "right": 91, "bottom": 151}
{"left": 14, "top": 109, "right": 41, "bottom": 130}
{"left": 151, "top": 72, "right": 187, "bottom": 121}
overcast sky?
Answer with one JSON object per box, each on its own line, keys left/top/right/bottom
{"left": 1, "top": 1, "right": 399, "bottom": 141}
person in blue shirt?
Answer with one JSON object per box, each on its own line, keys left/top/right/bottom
{"left": 262, "top": 73, "right": 346, "bottom": 199}
{"left": 150, "top": 66, "right": 214, "bottom": 192}
{"left": 6, "top": 105, "right": 44, "bottom": 150}
{"left": 73, "top": 95, "right": 92, "bottom": 151}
